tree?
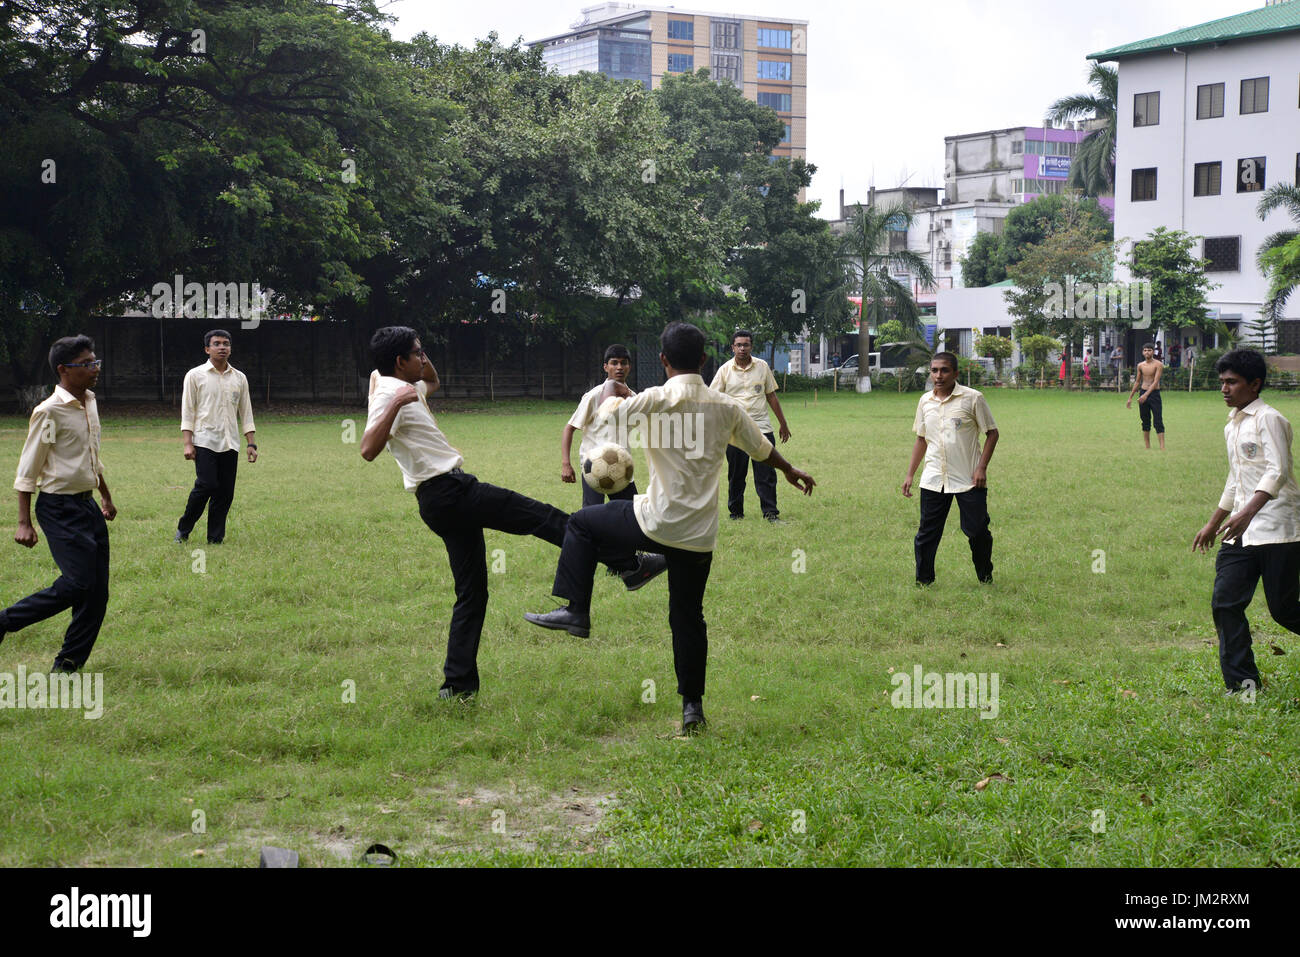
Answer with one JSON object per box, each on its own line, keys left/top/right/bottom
{"left": 1004, "top": 225, "right": 1113, "bottom": 389}
{"left": 840, "top": 201, "right": 935, "bottom": 366}
{"left": 975, "top": 333, "right": 1013, "bottom": 381}
{"left": 1256, "top": 184, "right": 1300, "bottom": 329}
{"left": 877, "top": 320, "right": 906, "bottom": 344}
{"left": 999, "top": 194, "right": 1112, "bottom": 273}
{"left": 0, "top": 0, "right": 458, "bottom": 391}
{"left": 1046, "top": 63, "right": 1117, "bottom": 198}
{"left": 960, "top": 232, "right": 1006, "bottom": 287}
{"left": 1129, "top": 227, "right": 1218, "bottom": 340}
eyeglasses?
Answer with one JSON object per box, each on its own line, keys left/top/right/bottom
{"left": 64, "top": 360, "right": 103, "bottom": 370}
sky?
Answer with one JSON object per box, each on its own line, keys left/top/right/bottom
{"left": 384, "top": 0, "right": 1257, "bottom": 218}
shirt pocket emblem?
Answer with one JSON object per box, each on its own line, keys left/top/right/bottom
{"left": 1241, "top": 441, "right": 1258, "bottom": 459}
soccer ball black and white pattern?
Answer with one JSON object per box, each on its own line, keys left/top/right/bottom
{"left": 582, "top": 442, "right": 634, "bottom": 494}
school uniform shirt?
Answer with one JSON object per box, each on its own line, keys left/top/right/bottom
{"left": 367, "top": 375, "right": 463, "bottom": 491}
{"left": 567, "top": 381, "right": 637, "bottom": 462}
{"left": 14, "top": 385, "right": 104, "bottom": 495}
{"left": 595, "top": 374, "right": 773, "bottom": 552}
{"left": 710, "top": 357, "right": 778, "bottom": 434}
{"left": 180, "top": 360, "right": 255, "bottom": 453}
{"left": 912, "top": 384, "right": 997, "bottom": 494}
{"left": 1217, "top": 398, "right": 1300, "bottom": 546}
{"left": 368, "top": 369, "right": 429, "bottom": 407}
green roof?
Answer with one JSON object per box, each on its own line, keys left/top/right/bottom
{"left": 1089, "top": 2, "right": 1300, "bottom": 60}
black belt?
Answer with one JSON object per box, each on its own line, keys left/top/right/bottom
{"left": 43, "top": 490, "right": 94, "bottom": 500}
{"left": 418, "top": 468, "right": 464, "bottom": 491}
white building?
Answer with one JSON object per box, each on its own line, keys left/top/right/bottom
{"left": 1091, "top": 1, "right": 1300, "bottom": 345}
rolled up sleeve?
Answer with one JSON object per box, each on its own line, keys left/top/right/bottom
{"left": 13, "top": 408, "right": 52, "bottom": 493}
{"left": 238, "top": 376, "right": 256, "bottom": 435}
{"left": 1256, "top": 412, "right": 1292, "bottom": 499}
{"left": 179, "top": 370, "right": 198, "bottom": 433}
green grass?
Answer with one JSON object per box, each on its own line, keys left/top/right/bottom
{"left": 1, "top": 388, "right": 1298, "bottom": 866}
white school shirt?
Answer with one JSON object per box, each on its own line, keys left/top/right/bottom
{"left": 367, "top": 375, "right": 463, "bottom": 491}
{"left": 595, "top": 374, "right": 772, "bottom": 552}
{"left": 180, "top": 360, "right": 255, "bottom": 453}
{"left": 912, "top": 384, "right": 997, "bottom": 494}
{"left": 567, "top": 380, "right": 637, "bottom": 462}
{"left": 710, "top": 357, "right": 778, "bottom": 434}
{"left": 13, "top": 386, "right": 104, "bottom": 495}
{"left": 1217, "top": 398, "right": 1300, "bottom": 546}
{"left": 368, "top": 369, "right": 428, "bottom": 406}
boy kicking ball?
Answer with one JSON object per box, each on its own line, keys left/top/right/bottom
{"left": 1193, "top": 349, "right": 1300, "bottom": 696}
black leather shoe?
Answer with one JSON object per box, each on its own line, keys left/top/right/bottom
{"left": 524, "top": 607, "right": 591, "bottom": 637}
{"left": 621, "top": 553, "right": 667, "bottom": 591}
{"left": 682, "top": 698, "right": 706, "bottom": 734}
{"left": 174, "top": 530, "right": 187, "bottom": 543}
{"left": 728, "top": 514, "right": 744, "bottom": 521}
{"left": 51, "top": 658, "right": 79, "bottom": 674}
{"left": 438, "top": 687, "right": 476, "bottom": 702}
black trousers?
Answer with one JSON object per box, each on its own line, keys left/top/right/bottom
{"left": 1, "top": 492, "right": 110, "bottom": 669}
{"left": 416, "top": 470, "right": 572, "bottom": 693}
{"left": 1212, "top": 540, "right": 1300, "bottom": 690}
{"left": 178, "top": 447, "right": 239, "bottom": 542}
{"left": 726, "top": 431, "right": 777, "bottom": 518}
{"left": 1139, "top": 390, "right": 1164, "bottom": 434}
{"left": 581, "top": 479, "right": 637, "bottom": 509}
{"left": 915, "top": 486, "right": 993, "bottom": 584}
{"left": 552, "top": 500, "right": 713, "bottom": 699}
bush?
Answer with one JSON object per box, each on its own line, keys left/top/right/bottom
{"left": 1012, "top": 363, "right": 1054, "bottom": 387}
{"left": 776, "top": 372, "right": 823, "bottom": 393}
{"left": 955, "top": 356, "right": 986, "bottom": 386}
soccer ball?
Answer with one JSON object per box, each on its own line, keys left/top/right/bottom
{"left": 582, "top": 443, "right": 634, "bottom": 495}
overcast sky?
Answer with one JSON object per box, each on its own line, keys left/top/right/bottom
{"left": 384, "top": 0, "right": 1254, "bottom": 217}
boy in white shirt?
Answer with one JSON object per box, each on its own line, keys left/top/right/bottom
{"left": 561, "top": 344, "right": 637, "bottom": 507}
{"left": 1193, "top": 349, "right": 1300, "bottom": 695}
{"left": 361, "top": 327, "right": 664, "bottom": 700}
{"left": 525, "top": 322, "right": 816, "bottom": 733}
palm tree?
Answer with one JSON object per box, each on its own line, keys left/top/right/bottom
{"left": 1256, "top": 184, "right": 1300, "bottom": 324}
{"left": 840, "top": 202, "right": 935, "bottom": 368}
{"left": 1047, "top": 63, "right": 1117, "bottom": 199}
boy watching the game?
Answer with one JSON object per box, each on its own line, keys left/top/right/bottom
{"left": 561, "top": 345, "right": 638, "bottom": 507}
{"left": 1193, "top": 349, "right": 1300, "bottom": 695}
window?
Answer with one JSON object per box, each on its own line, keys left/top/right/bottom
{"left": 667, "top": 53, "right": 693, "bottom": 73}
{"left": 757, "top": 28, "right": 792, "bottom": 49}
{"left": 1011, "top": 140, "right": 1023, "bottom": 154}
{"left": 757, "top": 59, "right": 791, "bottom": 80}
{"left": 713, "top": 20, "right": 739, "bottom": 49}
{"left": 1240, "top": 76, "right": 1269, "bottom": 114}
{"left": 781, "top": 123, "right": 791, "bottom": 143}
{"left": 757, "top": 91, "right": 791, "bottom": 112}
{"left": 667, "top": 19, "right": 693, "bottom": 41}
{"left": 1010, "top": 178, "right": 1024, "bottom": 194}
{"left": 1193, "top": 162, "right": 1222, "bottom": 196}
{"left": 712, "top": 54, "right": 740, "bottom": 85}
{"left": 1197, "top": 82, "right": 1225, "bottom": 119}
{"left": 1204, "top": 236, "right": 1241, "bottom": 272}
{"left": 1134, "top": 91, "right": 1160, "bottom": 126}
{"left": 1237, "top": 156, "right": 1266, "bottom": 193}
{"left": 1131, "top": 167, "right": 1157, "bottom": 202}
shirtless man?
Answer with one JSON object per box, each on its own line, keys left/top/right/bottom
{"left": 1126, "top": 342, "right": 1165, "bottom": 449}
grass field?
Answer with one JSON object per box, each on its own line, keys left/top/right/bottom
{"left": 1, "top": 387, "right": 1298, "bottom": 867}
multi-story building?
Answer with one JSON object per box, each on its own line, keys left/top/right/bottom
{"left": 1091, "top": 0, "right": 1300, "bottom": 346}
{"left": 945, "top": 125, "right": 1096, "bottom": 207}
{"left": 530, "top": 3, "right": 807, "bottom": 163}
